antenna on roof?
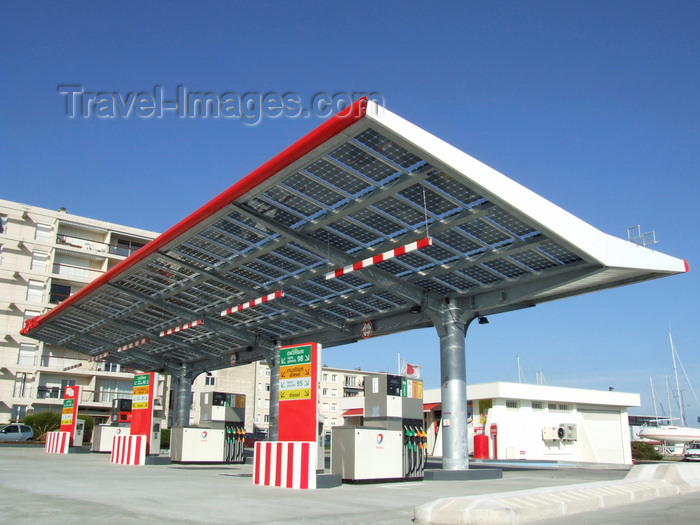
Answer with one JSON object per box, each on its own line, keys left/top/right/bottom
{"left": 627, "top": 225, "right": 658, "bottom": 247}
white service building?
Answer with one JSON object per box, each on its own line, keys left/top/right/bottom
{"left": 423, "top": 382, "right": 640, "bottom": 465}
{"left": 342, "top": 381, "right": 640, "bottom": 466}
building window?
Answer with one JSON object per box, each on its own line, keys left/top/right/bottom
{"left": 11, "top": 405, "right": 27, "bottom": 422}
{"left": 322, "top": 388, "right": 328, "bottom": 396}
{"left": 205, "top": 375, "right": 215, "bottom": 386}
{"left": 35, "top": 223, "right": 52, "bottom": 243}
{"left": 0, "top": 243, "right": 4, "bottom": 265}
{"left": 548, "top": 403, "right": 571, "bottom": 412}
{"left": 331, "top": 403, "right": 338, "bottom": 412}
{"left": 322, "top": 373, "right": 328, "bottom": 382}
{"left": 99, "top": 379, "right": 132, "bottom": 403}
{"left": 322, "top": 402, "right": 329, "bottom": 412}
{"left": 30, "top": 251, "right": 48, "bottom": 272}
{"left": 17, "top": 343, "right": 36, "bottom": 366}
{"left": 264, "top": 414, "right": 269, "bottom": 423}
{"left": 111, "top": 238, "right": 145, "bottom": 257}
{"left": 104, "top": 362, "right": 121, "bottom": 373}
{"left": 265, "top": 384, "right": 270, "bottom": 392}
{"left": 331, "top": 389, "right": 338, "bottom": 397}
{"left": 0, "top": 215, "right": 8, "bottom": 234}
{"left": 265, "top": 368, "right": 271, "bottom": 377}
{"left": 532, "top": 401, "right": 543, "bottom": 410}
{"left": 49, "top": 283, "right": 72, "bottom": 304}
{"left": 26, "top": 280, "right": 45, "bottom": 303}
{"left": 13, "top": 373, "right": 28, "bottom": 397}
{"left": 505, "top": 400, "right": 519, "bottom": 410}
{"left": 331, "top": 374, "right": 337, "bottom": 382}
{"left": 23, "top": 310, "right": 40, "bottom": 323}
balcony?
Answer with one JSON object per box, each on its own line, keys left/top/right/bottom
{"left": 51, "top": 262, "right": 104, "bottom": 281}
{"left": 55, "top": 234, "right": 146, "bottom": 259}
{"left": 56, "top": 234, "right": 109, "bottom": 253}
{"left": 34, "top": 387, "right": 125, "bottom": 406}
{"left": 36, "top": 355, "right": 135, "bottom": 375}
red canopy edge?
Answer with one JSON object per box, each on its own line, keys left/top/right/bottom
{"left": 21, "top": 98, "right": 369, "bottom": 336}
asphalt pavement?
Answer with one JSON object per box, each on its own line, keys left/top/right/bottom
{"left": 0, "top": 446, "right": 698, "bottom": 524}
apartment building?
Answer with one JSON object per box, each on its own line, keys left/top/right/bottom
{"left": 1, "top": 199, "right": 372, "bottom": 433}
{"left": 0, "top": 199, "right": 160, "bottom": 424}
{"left": 244, "top": 361, "right": 369, "bottom": 436}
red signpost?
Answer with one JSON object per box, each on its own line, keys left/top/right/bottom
{"left": 60, "top": 385, "right": 81, "bottom": 445}
{"left": 277, "top": 343, "right": 320, "bottom": 442}
{"left": 130, "top": 372, "right": 157, "bottom": 454}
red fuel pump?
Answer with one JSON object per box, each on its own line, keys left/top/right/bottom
{"left": 490, "top": 424, "right": 498, "bottom": 460}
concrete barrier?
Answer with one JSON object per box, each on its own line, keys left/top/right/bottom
{"left": 111, "top": 434, "right": 147, "bottom": 466}
{"left": 45, "top": 431, "right": 70, "bottom": 454}
{"left": 253, "top": 441, "right": 317, "bottom": 489}
{"left": 414, "top": 463, "right": 700, "bottom": 524}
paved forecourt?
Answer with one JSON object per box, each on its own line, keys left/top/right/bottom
{"left": 2, "top": 447, "right": 700, "bottom": 524}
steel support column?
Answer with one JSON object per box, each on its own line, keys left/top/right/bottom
{"left": 173, "top": 364, "right": 193, "bottom": 427}
{"left": 261, "top": 345, "right": 280, "bottom": 441}
{"left": 437, "top": 302, "right": 474, "bottom": 470}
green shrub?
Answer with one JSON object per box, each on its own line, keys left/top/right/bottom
{"left": 631, "top": 440, "right": 663, "bottom": 461}
{"left": 160, "top": 428, "right": 170, "bottom": 449}
{"left": 22, "top": 411, "right": 61, "bottom": 441}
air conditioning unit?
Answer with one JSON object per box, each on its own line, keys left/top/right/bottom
{"left": 559, "top": 423, "right": 577, "bottom": 441}
{"left": 541, "top": 426, "right": 559, "bottom": 440}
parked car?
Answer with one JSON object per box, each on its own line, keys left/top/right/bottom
{"left": 0, "top": 424, "right": 34, "bottom": 442}
{"left": 244, "top": 433, "right": 264, "bottom": 448}
{"left": 683, "top": 442, "right": 700, "bottom": 461}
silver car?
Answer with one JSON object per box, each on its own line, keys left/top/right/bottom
{"left": 683, "top": 442, "right": 700, "bottom": 461}
{"left": 0, "top": 424, "right": 35, "bottom": 441}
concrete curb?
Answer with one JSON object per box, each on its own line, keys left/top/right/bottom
{"left": 414, "top": 463, "right": 700, "bottom": 524}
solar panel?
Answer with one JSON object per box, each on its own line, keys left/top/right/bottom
{"left": 20, "top": 100, "right": 686, "bottom": 374}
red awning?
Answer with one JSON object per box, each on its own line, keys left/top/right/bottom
{"left": 342, "top": 408, "right": 363, "bottom": 417}
{"left": 423, "top": 402, "right": 441, "bottom": 412}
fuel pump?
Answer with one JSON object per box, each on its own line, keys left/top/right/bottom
{"left": 332, "top": 373, "right": 425, "bottom": 482}
{"left": 402, "top": 418, "right": 426, "bottom": 479}
{"left": 224, "top": 421, "right": 245, "bottom": 463}
{"left": 171, "top": 391, "right": 246, "bottom": 463}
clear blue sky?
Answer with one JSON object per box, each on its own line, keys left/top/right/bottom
{"left": 2, "top": 1, "right": 699, "bottom": 423}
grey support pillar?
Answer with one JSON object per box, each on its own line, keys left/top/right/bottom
{"left": 437, "top": 302, "right": 474, "bottom": 470}
{"left": 173, "top": 364, "right": 193, "bottom": 427}
{"left": 261, "top": 345, "right": 280, "bottom": 441}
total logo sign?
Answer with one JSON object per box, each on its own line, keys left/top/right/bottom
{"left": 116, "top": 428, "right": 123, "bottom": 435}
{"left": 375, "top": 433, "right": 384, "bottom": 449}
{"left": 201, "top": 431, "right": 208, "bottom": 440}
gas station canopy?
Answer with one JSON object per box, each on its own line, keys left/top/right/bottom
{"left": 22, "top": 99, "right": 688, "bottom": 375}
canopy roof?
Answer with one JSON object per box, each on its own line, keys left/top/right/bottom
{"left": 22, "top": 99, "right": 688, "bottom": 373}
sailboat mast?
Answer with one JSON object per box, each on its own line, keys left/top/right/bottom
{"left": 650, "top": 376, "right": 659, "bottom": 422}
{"left": 669, "top": 331, "right": 686, "bottom": 426}
{"left": 665, "top": 374, "right": 673, "bottom": 424}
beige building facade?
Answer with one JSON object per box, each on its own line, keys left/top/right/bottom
{"left": 1, "top": 198, "right": 372, "bottom": 433}
{"left": 0, "top": 199, "right": 162, "bottom": 424}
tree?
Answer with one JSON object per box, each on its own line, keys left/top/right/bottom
{"left": 22, "top": 411, "right": 60, "bottom": 441}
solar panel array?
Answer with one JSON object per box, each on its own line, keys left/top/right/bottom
{"left": 27, "top": 123, "right": 588, "bottom": 370}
